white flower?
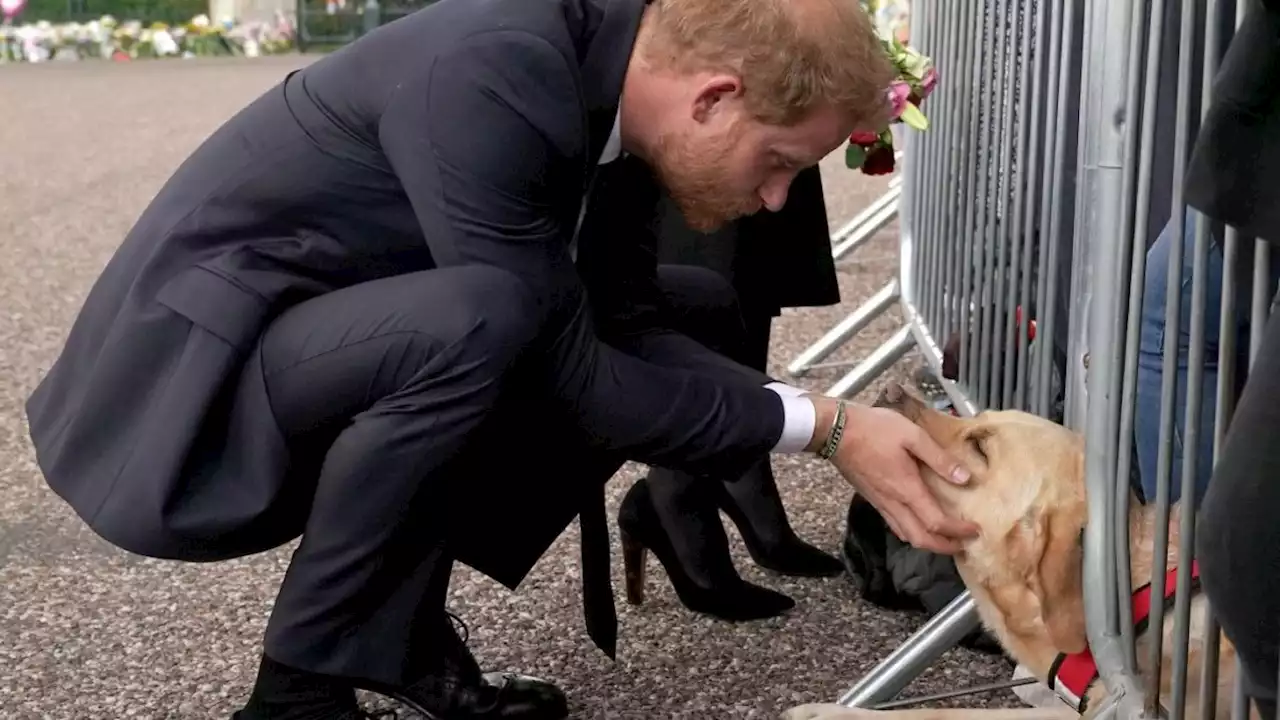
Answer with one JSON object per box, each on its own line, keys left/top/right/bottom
{"left": 152, "top": 28, "right": 178, "bottom": 55}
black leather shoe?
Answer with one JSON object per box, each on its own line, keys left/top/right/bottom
{"left": 355, "top": 610, "right": 567, "bottom": 720}
{"left": 360, "top": 671, "right": 568, "bottom": 720}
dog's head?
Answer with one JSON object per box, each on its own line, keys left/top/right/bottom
{"left": 874, "top": 381, "right": 1089, "bottom": 654}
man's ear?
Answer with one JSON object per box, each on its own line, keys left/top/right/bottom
{"left": 1028, "top": 507, "right": 1089, "bottom": 654}
{"left": 691, "top": 74, "right": 743, "bottom": 123}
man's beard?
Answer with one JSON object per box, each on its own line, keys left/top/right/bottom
{"left": 650, "top": 125, "right": 759, "bottom": 233}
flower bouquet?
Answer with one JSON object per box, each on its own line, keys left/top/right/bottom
{"left": 846, "top": 0, "right": 938, "bottom": 176}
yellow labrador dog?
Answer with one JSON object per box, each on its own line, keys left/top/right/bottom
{"left": 784, "top": 382, "right": 1241, "bottom": 720}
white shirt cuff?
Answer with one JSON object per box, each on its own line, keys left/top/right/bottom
{"left": 764, "top": 382, "right": 815, "bottom": 453}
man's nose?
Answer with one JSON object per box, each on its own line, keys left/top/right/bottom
{"left": 759, "top": 177, "right": 791, "bottom": 212}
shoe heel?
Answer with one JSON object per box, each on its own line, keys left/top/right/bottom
{"left": 620, "top": 528, "right": 647, "bottom": 605}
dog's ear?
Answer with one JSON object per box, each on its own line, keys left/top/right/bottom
{"left": 1001, "top": 502, "right": 1088, "bottom": 654}
{"left": 1029, "top": 506, "right": 1088, "bottom": 654}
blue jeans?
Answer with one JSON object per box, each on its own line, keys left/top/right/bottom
{"left": 1135, "top": 209, "right": 1245, "bottom": 506}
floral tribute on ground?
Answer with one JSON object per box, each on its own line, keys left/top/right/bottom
{"left": 847, "top": 0, "right": 938, "bottom": 177}
{"left": 1, "top": 12, "right": 295, "bottom": 63}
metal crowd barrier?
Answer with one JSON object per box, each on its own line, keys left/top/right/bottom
{"left": 802, "top": 0, "right": 1280, "bottom": 717}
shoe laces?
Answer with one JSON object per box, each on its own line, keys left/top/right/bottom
{"left": 446, "top": 610, "right": 470, "bottom": 645}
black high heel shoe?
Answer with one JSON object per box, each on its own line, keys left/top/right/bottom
{"left": 617, "top": 476, "right": 795, "bottom": 621}
{"left": 716, "top": 461, "right": 846, "bottom": 578}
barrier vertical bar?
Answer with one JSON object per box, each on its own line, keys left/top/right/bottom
{"left": 907, "top": 0, "right": 933, "bottom": 305}
{"left": 1179, "top": 1, "right": 1228, "bottom": 718}
{"left": 988, "top": 0, "right": 1018, "bottom": 410}
{"left": 922, "top": 0, "right": 951, "bottom": 329}
{"left": 1078, "top": 0, "right": 1147, "bottom": 711}
{"left": 958, "top": 0, "right": 996, "bottom": 397}
{"left": 1251, "top": 247, "right": 1273, "bottom": 350}
{"left": 976, "top": 0, "right": 1013, "bottom": 410}
{"left": 1188, "top": 24, "right": 1271, "bottom": 718}
{"left": 1145, "top": 0, "right": 1202, "bottom": 711}
{"left": 1109, "top": 0, "right": 1156, "bottom": 675}
{"left": 1030, "top": 0, "right": 1066, "bottom": 419}
{"left": 1003, "top": 0, "right": 1041, "bottom": 410}
{"left": 1014, "top": 0, "right": 1051, "bottom": 412}
{"left": 1038, "top": 0, "right": 1080, "bottom": 422}
{"left": 913, "top": 0, "right": 932, "bottom": 328}
{"left": 943, "top": 0, "right": 979, "bottom": 343}
{"left": 977, "top": 0, "right": 1008, "bottom": 407}
{"left": 934, "top": 0, "right": 967, "bottom": 336}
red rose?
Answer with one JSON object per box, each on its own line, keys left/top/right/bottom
{"left": 861, "top": 144, "right": 895, "bottom": 175}
{"left": 1015, "top": 305, "right": 1037, "bottom": 342}
{"left": 849, "top": 130, "right": 880, "bottom": 145}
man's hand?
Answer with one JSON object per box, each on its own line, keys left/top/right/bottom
{"left": 807, "top": 396, "right": 978, "bottom": 554}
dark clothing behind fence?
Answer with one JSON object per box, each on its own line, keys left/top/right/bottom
{"left": 1188, "top": 0, "right": 1280, "bottom": 717}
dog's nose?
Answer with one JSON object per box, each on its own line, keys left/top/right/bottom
{"left": 883, "top": 381, "right": 906, "bottom": 404}
{"left": 874, "top": 381, "right": 908, "bottom": 410}
{"left": 873, "top": 381, "right": 927, "bottom": 420}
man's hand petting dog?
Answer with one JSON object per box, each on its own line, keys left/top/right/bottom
{"left": 806, "top": 395, "right": 978, "bottom": 555}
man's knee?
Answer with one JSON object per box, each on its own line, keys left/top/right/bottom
{"left": 427, "top": 265, "right": 541, "bottom": 358}
{"left": 656, "top": 264, "right": 740, "bottom": 317}
{"left": 655, "top": 264, "right": 747, "bottom": 356}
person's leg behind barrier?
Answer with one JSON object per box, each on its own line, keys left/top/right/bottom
{"left": 723, "top": 302, "right": 845, "bottom": 578}
{"left": 1135, "top": 208, "right": 1225, "bottom": 507}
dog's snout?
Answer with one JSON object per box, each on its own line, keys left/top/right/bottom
{"left": 882, "top": 381, "right": 906, "bottom": 405}
{"left": 873, "top": 381, "right": 906, "bottom": 410}
{"left": 873, "top": 381, "right": 925, "bottom": 420}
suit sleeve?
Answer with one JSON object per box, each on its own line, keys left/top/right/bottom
{"left": 376, "top": 30, "right": 787, "bottom": 473}
{"left": 574, "top": 155, "right": 778, "bottom": 385}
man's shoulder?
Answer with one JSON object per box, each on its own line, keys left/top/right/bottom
{"left": 361, "top": 0, "right": 596, "bottom": 65}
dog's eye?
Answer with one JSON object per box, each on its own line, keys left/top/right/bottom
{"left": 968, "top": 436, "right": 988, "bottom": 462}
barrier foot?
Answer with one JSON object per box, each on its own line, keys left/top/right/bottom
{"left": 827, "top": 325, "right": 916, "bottom": 399}
{"left": 837, "top": 592, "right": 982, "bottom": 708}
{"left": 832, "top": 184, "right": 902, "bottom": 262}
{"left": 787, "top": 281, "right": 901, "bottom": 377}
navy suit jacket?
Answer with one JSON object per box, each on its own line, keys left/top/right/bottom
{"left": 24, "top": 0, "right": 787, "bottom": 588}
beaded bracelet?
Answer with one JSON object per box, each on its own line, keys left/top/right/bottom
{"left": 818, "top": 401, "right": 848, "bottom": 460}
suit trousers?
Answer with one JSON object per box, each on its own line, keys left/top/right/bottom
{"left": 243, "top": 262, "right": 753, "bottom": 686}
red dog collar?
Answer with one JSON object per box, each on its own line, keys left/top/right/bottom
{"left": 1048, "top": 560, "right": 1201, "bottom": 712}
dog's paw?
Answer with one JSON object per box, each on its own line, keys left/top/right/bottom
{"left": 781, "top": 703, "right": 862, "bottom": 720}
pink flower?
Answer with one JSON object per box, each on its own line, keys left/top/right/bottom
{"left": 849, "top": 130, "right": 880, "bottom": 145}
{"left": 887, "top": 81, "right": 912, "bottom": 120}
{"left": 919, "top": 67, "right": 939, "bottom": 100}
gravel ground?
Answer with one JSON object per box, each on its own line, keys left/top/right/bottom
{"left": 0, "top": 56, "right": 1021, "bottom": 719}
